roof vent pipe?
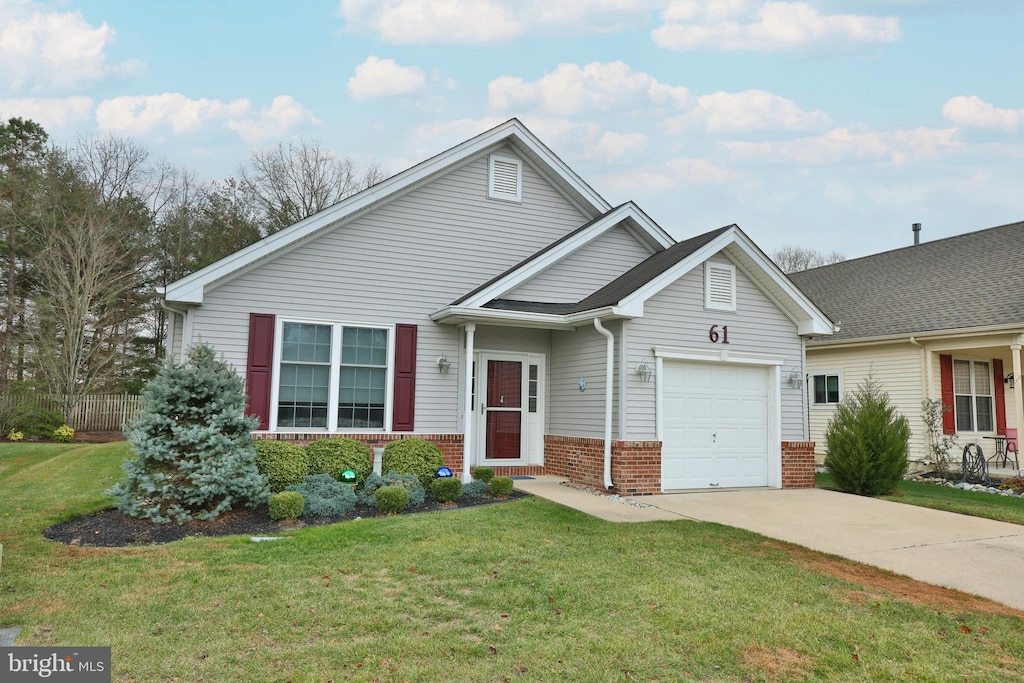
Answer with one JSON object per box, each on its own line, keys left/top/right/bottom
{"left": 912, "top": 222, "right": 921, "bottom": 245}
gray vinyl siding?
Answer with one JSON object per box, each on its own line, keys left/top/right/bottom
{"left": 548, "top": 320, "right": 621, "bottom": 439}
{"left": 505, "top": 225, "right": 653, "bottom": 303}
{"left": 626, "top": 254, "right": 805, "bottom": 440}
{"left": 187, "top": 147, "right": 588, "bottom": 432}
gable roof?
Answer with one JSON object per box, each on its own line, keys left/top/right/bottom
{"left": 161, "top": 118, "right": 613, "bottom": 305}
{"left": 434, "top": 224, "right": 834, "bottom": 336}
{"left": 790, "top": 220, "right": 1024, "bottom": 344}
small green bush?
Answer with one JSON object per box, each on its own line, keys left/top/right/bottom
{"left": 490, "top": 476, "right": 514, "bottom": 498}
{"left": 998, "top": 476, "right": 1024, "bottom": 493}
{"left": 7, "top": 428, "right": 24, "bottom": 442}
{"left": 381, "top": 438, "right": 446, "bottom": 488}
{"left": 254, "top": 441, "right": 309, "bottom": 492}
{"left": 16, "top": 407, "right": 65, "bottom": 439}
{"left": 460, "top": 479, "right": 490, "bottom": 498}
{"left": 268, "top": 491, "right": 304, "bottom": 520}
{"left": 52, "top": 424, "right": 74, "bottom": 443}
{"left": 472, "top": 466, "right": 494, "bottom": 483}
{"left": 359, "top": 471, "right": 425, "bottom": 507}
{"left": 431, "top": 477, "right": 462, "bottom": 503}
{"left": 375, "top": 485, "right": 409, "bottom": 514}
{"left": 306, "top": 437, "right": 372, "bottom": 483}
{"left": 824, "top": 376, "right": 911, "bottom": 496}
{"left": 286, "top": 474, "right": 357, "bottom": 517}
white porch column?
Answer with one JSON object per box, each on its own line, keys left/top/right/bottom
{"left": 462, "top": 323, "right": 476, "bottom": 483}
{"left": 1012, "top": 343, "right": 1023, "bottom": 441}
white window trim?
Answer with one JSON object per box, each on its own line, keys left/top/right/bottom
{"left": 704, "top": 261, "right": 737, "bottom": 312}
{"left": 810, "top": 370, "right": 843, "bottom": 407}
{"left": 488, "top": 153, "right": 522, "bottom": 203}
{"left": 952, "top": 357, "right": 995, "bottom": 434}
{"left": 269, "top": 317, "right": 395, "bottom": 433}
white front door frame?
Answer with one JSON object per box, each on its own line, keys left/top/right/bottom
{"left": 474, "top": 351, "right": 545, "bottom": 466}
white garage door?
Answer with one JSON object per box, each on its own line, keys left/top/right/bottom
{"left": 662, "top": 361, "right": 770, "bottom": 490}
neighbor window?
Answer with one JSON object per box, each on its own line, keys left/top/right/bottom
{"left": 275, "top": 321, "right": 391, "bottom": 431}
{"left": 953, "top": 359, "right": 993, "bottom": 432}
{"left": 812, "top": 373, "right": 841, "bottom": 405}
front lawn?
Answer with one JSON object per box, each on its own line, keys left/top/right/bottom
{"left": 3, "top": 443, "right": 1023, "bottom": 681}
{"left": 817, "top": 472, "right": 1024, "bottom": 526}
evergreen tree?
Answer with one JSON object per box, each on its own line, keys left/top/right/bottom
{"left": 824, "top": 376, "right": 911, "bottom": 496}
{"left": 109, "top": 343, "right": 269, "bottom": 523}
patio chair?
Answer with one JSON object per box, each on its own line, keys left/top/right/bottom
{"left": 1005, "top": 428, "right": 1020, "bottom": 470}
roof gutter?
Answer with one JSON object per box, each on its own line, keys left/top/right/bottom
{"left": 808, "top": 323, "right": 1024, "bottom": 349}
{"left": 593, "top": 317, "right": 615, "bottom": 491}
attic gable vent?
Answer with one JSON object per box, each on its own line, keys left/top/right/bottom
{"left": 705, "top": 262, "right": 736, "bottom": 311}
{"left": 488, "top": 154, "right": 522, "bottom": 202}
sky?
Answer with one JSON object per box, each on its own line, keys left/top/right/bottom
{"left": 1, "top": 0, "right": 1021, "bottom": 258}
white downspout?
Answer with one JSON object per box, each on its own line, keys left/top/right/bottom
{"left": 160, "top": 300, "right": 189, "bottom": 361}
{"left": 462, "top": 323, "right": 476, "bottom": 484}
{"left": 593, "top": 318, "right": 614, "bottom": 490}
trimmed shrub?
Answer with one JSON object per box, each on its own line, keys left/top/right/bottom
{"left": 286, "top": 474, "right": 357, "bottom": 517}
{"left": 7, "top": 429, "right": 24, "bottom": 442}
{"left": 268, "top": 491, "right": 304, "bottom": 520}
{"left": 375, "top": 485, "right": 409, "bottom": 514}
{"left": 255, "top": 441, "right": 309, "bottom": 492}
{"left": 472, "top": 466, "right": 495, "bottom": 483}
{"left": 490, "top": 476, "right": 514, "bottom": 498}
{"left": 52, "top": 424, "right": 74, "bottom": 443}
{"left": 306, "top": 437, "right": 373, "bottom": 483}
{"left": 108, "top": 344, "right": 269, "bottom": 524}
{"left": 16, "top": 407, "right": 65, "bottom": 439}
{"left": 360, "top": 471, "right": 425, "bottom": 507}
{"left": 431, "top": 477, "right": 462, "bottom": 503}
{"left": 824, "top": 376, "right": 911, "bottom": 496}
{"left": 460, "top": 479, "right": 490, "bottom": 498}
{"left": 381, "top": 438, "right": 446, "bottom": 488}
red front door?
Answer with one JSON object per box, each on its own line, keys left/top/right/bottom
{"left": 485, "top": 360, "right": 522, "bottom": 459}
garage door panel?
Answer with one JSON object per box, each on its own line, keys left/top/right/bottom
{"left": 662, "top": 361, "right": 770, "bottom": 490}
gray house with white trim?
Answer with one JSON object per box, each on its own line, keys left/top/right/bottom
{"left": 160, "top": 119, "right": 831, "bottom": 493}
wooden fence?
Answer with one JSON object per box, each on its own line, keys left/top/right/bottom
{"left": 1, "top": 394, "right": 143, "bottom": 432}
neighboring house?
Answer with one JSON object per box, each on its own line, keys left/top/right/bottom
{"left": 790, "top": 221, "right": 1024, "bottom": 466}
{"left": 160, "top": 119, "right": 832, "bottom": 493}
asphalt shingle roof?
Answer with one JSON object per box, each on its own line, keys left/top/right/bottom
{"left": 483, "top": 225, "right": 732, "bottom": 314}
{"left": 788, "top": 220, "right": 1024, "bottom": 343}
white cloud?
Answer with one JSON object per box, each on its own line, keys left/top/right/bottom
{"left": 666, "top": 156, "right": 737, "bottom": 184}
{"left": 593, "top": 131, "right": 649, "bottom": 162}
{"left": 662, "top": 89, "right": 830, "bottom": 133}
{"left": 348, "top": 56, "right": 427, "bottom": 100}
{"left": 95, "top": 94, "right": 318, "bottom": 142}
{"left": 488, "top": 61, "right": 691, "bottom": 115}
{"left": 595, "top": 168, "right": 677, "bottom": 196}
{"left": 653, "top": 1, "right": 901, "bottom": 51}
{"left": 724, "top": 126, "right": 961, "bottom": 165}
{"left": 338, "top": 0, "right": 662, "bottom": 43}
{"left": 0, "top": 0, "right": 144, "bottom": 93}
{"left": 226, "top": 96, "right": 322, "bottom": 143}
{"left": 942, "top": 95, "right": 1023, "bottom": 130}
{"left": 0, "top": 96, "right": 92, "bottom": 129}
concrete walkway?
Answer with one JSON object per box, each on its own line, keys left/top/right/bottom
{"left": 514, "top": 476, "right": 1024, "bottom": 611}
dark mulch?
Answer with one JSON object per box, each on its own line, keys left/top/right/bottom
{"left": 43, "top": 490, "right": 530, "bottom": 548}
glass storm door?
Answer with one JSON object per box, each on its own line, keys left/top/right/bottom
{"left": 484, "top": 359, "right": 523, "bottom": 459}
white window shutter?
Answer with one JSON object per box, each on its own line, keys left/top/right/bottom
{"left": 489, "top": 154, "right": 522, "bottom": 202}
{"left": 705, "top": 262, "right": 736, "bottom": 311}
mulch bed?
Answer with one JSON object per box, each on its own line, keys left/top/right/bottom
{"left": 43, "top": 491, "right": 530, "bottom": 548}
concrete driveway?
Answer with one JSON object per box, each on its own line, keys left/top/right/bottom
{"left": 514, "top": 478, "right": 1024, "bottom": 611}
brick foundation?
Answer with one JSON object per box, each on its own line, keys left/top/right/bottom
{"left": 611, "top": 441, "right": 662, "bottom": 495}
{"left": 544, "top": 435, "right": 662, "bottom": 495}
{"left": 781, "top": 441, "right": 816, "bottom": 489}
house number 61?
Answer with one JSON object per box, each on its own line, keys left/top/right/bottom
{"left": 709, "top": 325, "right": 730, "bottom": 344}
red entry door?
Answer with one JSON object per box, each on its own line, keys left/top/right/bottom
{"left": 485, "top": 360, "right": 522, "bottom": 459}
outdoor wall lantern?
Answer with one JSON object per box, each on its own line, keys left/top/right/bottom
{"left": 635, "top": 358, "right": 653, "bottom": 383}
{"left": 436, "top": 466, "right": 453, "bottom": 478}
{"left": 1005, "top": 372, "right": 1015, "bottom": 390}
{"left": 437, "top": 353, "right": 451, "bottom": 374}
{"left": 786, "top": 369, "right": 804, "bottom": 389}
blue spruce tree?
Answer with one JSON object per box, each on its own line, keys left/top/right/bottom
{"left": 108, "top": 344, "right": 269, "bottom": 523}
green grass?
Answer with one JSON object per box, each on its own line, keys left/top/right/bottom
{"left": 2, "top": 443, "right": 1023, "bottom": 681}
{"left": 817, "top": 472, "right": 1024, "bottom": 526}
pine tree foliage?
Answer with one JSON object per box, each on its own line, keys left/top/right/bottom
{"left": 824, "top": 376, "right": 911, "bottom": 496}
{"left": 108, "top": 343, "right": 269, "bottom": 523}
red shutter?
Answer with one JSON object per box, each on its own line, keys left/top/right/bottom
{"left": 939, "top": 354, "right": 955, "bottom": 435}
{"left": 392, "top": 324, "right": 417, "bottom": 432}
{"left": 246, "top": 313, "right": 275, "bottom": 430}
{"left": 994, "top": 358, "right": 1007, "bottom": 435}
